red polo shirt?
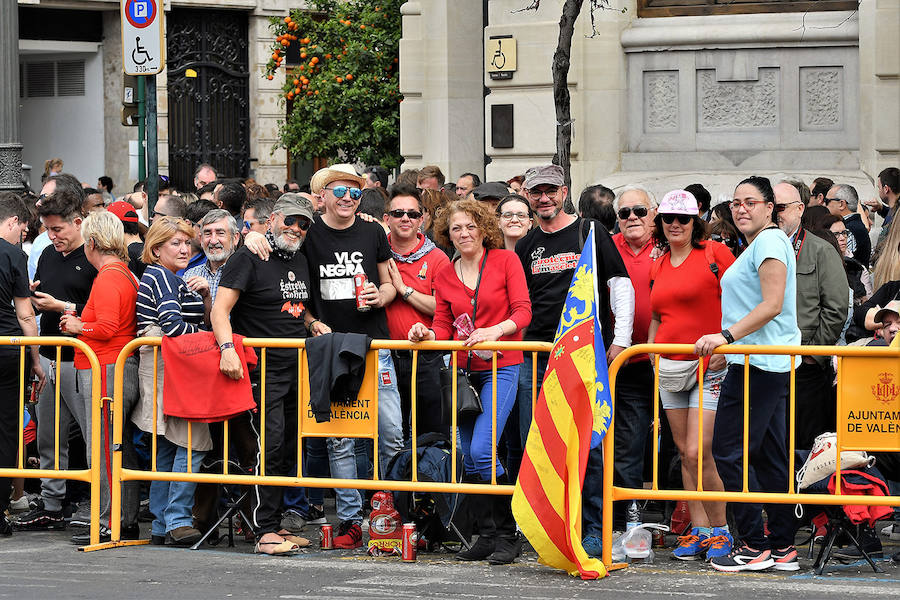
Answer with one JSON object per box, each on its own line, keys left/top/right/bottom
{"left": 385, "top": 233, "right": 451, "bottom": 340}
{"left": 612, "top": 233, "right": 653, "bottom": 360}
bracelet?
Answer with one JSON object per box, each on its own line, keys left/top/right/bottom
{"left": 402, "top": 286, "right": 414, "bottom": 300}
{"left": 219, "top": 342, "right": 235, "bottom": 352}
{"left": 307, "top": 319, "right": 320, "bottom": 332}
{"left": 721, "top": 328, "right": 735, "bottom": 344}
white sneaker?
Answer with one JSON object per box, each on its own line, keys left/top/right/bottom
{"left": 880, "top": 523, "right": 900, "bottom": 541}
{"left": 8, "top": 496, "right": 30, "bottom": 514}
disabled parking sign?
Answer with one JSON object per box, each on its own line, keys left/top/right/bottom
{"left": 121, "top": 0, "right": 165, "bottom": 75}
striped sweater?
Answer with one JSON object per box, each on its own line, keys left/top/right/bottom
{"left": 136, "top": 264, "right": 205, "bottom": 336}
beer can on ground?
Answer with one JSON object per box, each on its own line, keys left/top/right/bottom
{"left": 353, "top": 273, "right": 371, "bottom": 312}
{"left": 321, "top": 524, "right": 334, "bottom": 550}
{"left": 401, "top": 523, "right": 417, "bottom": 562}
{"left": 652, "top": 528, "right": 666, "bottom": 548}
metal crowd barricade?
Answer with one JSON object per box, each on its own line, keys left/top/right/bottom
{"left": 0, "top": 336, "right": 105, "bottom": 548}
{"left": 601, "top": 343, "right": 900, "bottom": 569}
{"left": 93, "top": 337, "right": 551, "bottom": 550}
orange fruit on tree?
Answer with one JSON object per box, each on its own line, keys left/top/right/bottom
{"left": 311, "top": 57, "right": 319, "bottom": 64}
{"left": 284, "top": 16, "right": 291, "bottom": 24}
{"left": 293, "top": 78, "right": 299, "bottom": 85}
{"left": 267, "top": 74, "right": 274, "bottom": 80}
{"left": 336, "top": 77, "right": 343, "bottom": 83}
{"left": 314, "top": 90, "right": 319, "bottom": 95}
{"left": 300, "top": 52, "right": 307, "bottom": 59}
{"left": 325, "top": 54, "right": 332, "bottom": 59}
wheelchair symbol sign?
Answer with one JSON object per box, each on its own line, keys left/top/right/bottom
{"left": 125, "top": 0, "right": 157, "bottom": 29}
{"left": 485, "top": 36, "right": 517, "bottom": 78}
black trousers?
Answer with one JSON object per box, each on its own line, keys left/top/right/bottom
{"left": 714, "top": 365, "right": 795, "bottom": 549}
{"left": 790, "top": 360, "right": 836, "bottom": 451}
{"left": 0, "top": 355, "right": 23, "bottom": 513}
{"left": 248, "top": 361, "right": 298, "bottom": 537}
{"left": 392, "top": 350, "right": 449, "bottom": 440}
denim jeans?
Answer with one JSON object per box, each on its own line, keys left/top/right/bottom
{"left": 377, "top": 349, "right": 404, "bottom": 478}
{"left": 327, "top": 436, "right": 363, "bottom": 524}
{"left": 304, "top": 437, "right": 328, "bottom": 506}
{"left": 461, "top": 365, "right": 519, "bottom": 479}
{"left": 150, "top": 436, "right": 206, "bottom": 536}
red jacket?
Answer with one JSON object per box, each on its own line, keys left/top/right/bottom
{"left": 162, "top": 331, "right": 258, "bottom": 422}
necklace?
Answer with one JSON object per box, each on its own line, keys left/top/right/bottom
{"left": 457, "top": 259, "right": 480, "bottom": 305}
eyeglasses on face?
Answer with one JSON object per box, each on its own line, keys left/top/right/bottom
{"left": 660, "top": 214, "right": 692, "bottom": 225}
{"left": 525, "top": 187, "right": 559, "bottom": 201}
{"left": 824, "top": 197, "right": 840, "bottom": 205}
{"left": 282, "top": 214, "right": 311, "bottom": 231}
{"left": 774, "top": 201, "right": 802, "bottom": 213}
{"left": 499, "top": 211, "right": 530, "bottom": 221}
{"left": 325, "top": 185, "right": 362, "bottom": 200}
{"left": 387, "top": 209, "right": 423, "bottom": 219}
{"left": 151, "top": 210, "right": 168, "bottom": 219}
{"left": 730, "top": 199, "right": 766, "bottom": 210}
{"left": 832, "top": 230, "right": 849, "bottom": 238}
{"left": 617, "top": 206, "right": 649, "bottom": 220}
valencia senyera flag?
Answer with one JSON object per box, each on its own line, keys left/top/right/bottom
{"left": 511, "top": 221, "right": 613, "bottom": 579}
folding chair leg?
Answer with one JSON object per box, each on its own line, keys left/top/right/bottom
{"left": 842, "top": 526, "right": 885, "bottom": 574}
{"left": 813, "top": 525, "right": 840, "bottom": 575}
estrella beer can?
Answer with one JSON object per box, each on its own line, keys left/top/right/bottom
{"left": 353, "top": 273, "right": 370, "bottom": 312}
{"left": 401, "top": 523, "right": 417, "bottom": 562}
{"left": 321, "top": 524, "right": 334, "bottom": 549}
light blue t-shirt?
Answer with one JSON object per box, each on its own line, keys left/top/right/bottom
{"left": 720, "top": 227, "right": 801, "bottom": 372}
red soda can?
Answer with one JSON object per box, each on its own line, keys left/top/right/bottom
{"left": 353, "top": 274, "right": 370, "bottom": 312}
{"left": 401, "top": 523, "right": 417, "bottom": 562}
{"left": 321, "top": 524, "right": 334, "bottom": 549}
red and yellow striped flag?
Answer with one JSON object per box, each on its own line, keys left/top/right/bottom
{"left": 512, "top": 223, "right": 612, "bottom": 579}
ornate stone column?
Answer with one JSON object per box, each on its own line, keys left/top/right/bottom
{"left": 0, "top": 0, "right": 23, "bottom": 192}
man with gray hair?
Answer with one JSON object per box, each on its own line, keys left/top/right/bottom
{"left": 825, "top": 183, "right": 870, "bottom": 266}
{"left": 184, "top": 209, "right": 240, "bottom": 305}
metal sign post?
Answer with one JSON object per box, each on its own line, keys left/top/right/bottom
{"left": 121, "top": 0, "right": 164, "bottom": 211}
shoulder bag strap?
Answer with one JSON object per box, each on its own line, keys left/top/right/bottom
{"left": 466, "top": 249, "right": 490, "bottom": 371}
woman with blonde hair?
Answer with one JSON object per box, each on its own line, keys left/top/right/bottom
{"left": 60, "top": 211, "right": 141, "bottom": 542}
{"left": 872, "top": 216, "right": 900, "bottom": 290}
{"left": 408, "top": 198, "right": 531, "bottom": 564}
{"left": 133, "top": 216, "right": 211, "bottom": 546}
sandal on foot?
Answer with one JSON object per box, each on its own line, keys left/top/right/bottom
{"left": 277, "top": 530, "right": 311, "bottom": 548}
{"left": 254, "top": 539, "right": 299, "bottom": 556}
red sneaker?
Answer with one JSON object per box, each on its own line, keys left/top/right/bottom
{"left": 334, "top": 522, "right": 363, "bottom": 549}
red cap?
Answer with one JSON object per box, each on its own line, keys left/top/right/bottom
{"left": 107, "top": 201, "right": 139, "bottom": 223}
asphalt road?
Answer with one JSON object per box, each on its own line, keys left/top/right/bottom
{"left": 1, "top": 526, "right": 898, "bottom": 599}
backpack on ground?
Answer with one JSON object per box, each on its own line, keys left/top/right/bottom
{"left": 384, "top": 432, "right": 465, "bottom": 550}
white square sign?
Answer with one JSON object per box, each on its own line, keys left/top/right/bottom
{"left": 121, "top": 0, "right": 165, "bottom": 75}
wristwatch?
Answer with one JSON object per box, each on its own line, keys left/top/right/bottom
{"left": 402, "top": 286, "right": 414, "bottom": 300}
{"left": 721, "top": 329, "right": 735, "bottom": 344}
{"left": 219, "top": 342, "right": 235, "bottom": 352}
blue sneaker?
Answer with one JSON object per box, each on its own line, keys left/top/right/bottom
{"left": 582, "top": 535, "right": 603, "bottom": 558}
{"left": 702, "top": 527, "right": 734, "bottom": 561}
{"left": 672, "top": 527, "right": 708, "bottom": 560}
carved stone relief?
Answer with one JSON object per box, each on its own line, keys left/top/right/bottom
{"left": 643, "top": 71, "right": 679, "bottom": 133}
{"left": 800, "top": 67, "right": 842, "bottom": 131}
{"left": 697, "top": 68, "right": 779, "bottom": 131}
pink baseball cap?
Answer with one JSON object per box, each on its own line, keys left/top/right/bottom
{"left": 658, "top": 190, "right": 699, "bottom": 215}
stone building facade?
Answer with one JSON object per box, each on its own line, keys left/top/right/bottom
{"left": 14, "top": 0, "right": 299, "bottom": 192}
{"left": 400, "top": 0, "right": 899, "bottom": 201}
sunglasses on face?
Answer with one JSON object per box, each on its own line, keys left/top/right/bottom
{"left": 774, "top": 201, "right": 802, "bottom": 213}
{"left": 283, "top": 215, "right": 312, "bottom": 231}
{"left": 661, "top": 214, "right": 692, "bottom": 225}
{"left": 388, "top": 209, "right": 423, "bottom": 219}
{"left": 326, "top": 185, "right": 363, "bottom": 200}
{"left": 617, "top": 206, "right": 649, "bottom": 220}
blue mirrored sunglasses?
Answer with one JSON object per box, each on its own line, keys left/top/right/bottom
{"left": 326, "top": 185, "right": 362, "bottom": 200}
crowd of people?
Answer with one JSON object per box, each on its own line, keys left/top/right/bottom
{"left": 0, "top": 158, "right": 898, "bottom": 572}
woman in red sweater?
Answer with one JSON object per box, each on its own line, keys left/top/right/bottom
{"left": 646, "top": 190, "right": 735, "bottom": 561}
{"left": 60, "top": 211, "right": 140, "bottom": 543}
{"left": 408, "top": 198, "right": 531, "bottom": 565}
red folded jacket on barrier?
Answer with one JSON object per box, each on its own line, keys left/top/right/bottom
{"left": 161, "top": 331, "right": 258, "bottom": 422}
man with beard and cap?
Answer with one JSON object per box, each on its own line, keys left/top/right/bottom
{"left": 212, "top": 193, "right": 323, "bottom": 555}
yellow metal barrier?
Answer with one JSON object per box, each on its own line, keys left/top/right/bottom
{"left": 0, "top": 337, "right": 104, "bottom": 548}
{"left": 602, "top": 343, "right": 900, "bottom": 570}
{"left": 94, "top": 337, "right": 551, "bottom": 550}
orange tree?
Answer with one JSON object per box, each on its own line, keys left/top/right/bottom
{"left": 265, "top": 0, "right": 403, "bottom": 169}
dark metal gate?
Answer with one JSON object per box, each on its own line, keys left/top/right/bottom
{"left": 166, "top": 9, "right": 249, "bottom": 191}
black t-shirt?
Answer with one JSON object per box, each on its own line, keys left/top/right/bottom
{"left": 34, "top": 243, "right": 98, "bottom": 360}
{"left": 302, "top": 217, "right": 391, "bottom": 338}
{"left": 0, "top": 240, "right": 30, "bottom": 356}
{"left": 219, "top": 246, "right": 311, "bottom": 364}
{"left": 127, "top": 241, "right": 146, "bottom": 279}
{"left": 515, "top": 217, "right": 628, "bottom": 346}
